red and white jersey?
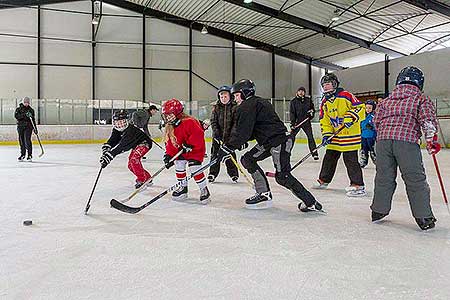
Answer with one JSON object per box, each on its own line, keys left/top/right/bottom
{"left": 165, "top": 117, "right": 206, "bottom": 162}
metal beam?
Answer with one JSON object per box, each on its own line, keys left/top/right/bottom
{"left": 0, "top": 0, "right": 76, "bottom": 9}
{"left": 37, "top": 4, "right": 41, "bottom": 124}
{"left": 102, "top": 0, "right": 343, "bottom": 70}
{"left": 384, "top": 54, "right": 390, "bottom": 97}
{"left": 189, "top": 24, "right": 193, "bottom": 114}
{"left": 402, "top": 0, "right": 450, "bottom": 18}
{"left": 222, "top": 0, "right": 405, "bottom": 58}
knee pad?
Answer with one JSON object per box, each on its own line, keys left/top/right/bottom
{"left": 275, "top": 172, "right": 295, "bottom": 188}
{"left": 241, "top": 153, "right": 257, "bottom": 173}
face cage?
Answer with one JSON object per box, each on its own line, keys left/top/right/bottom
{"left": 113, "top": 119, "right": 128, "bottom": 131}
{"left": 162, "top": 113, "right": 177, "bottom": 125}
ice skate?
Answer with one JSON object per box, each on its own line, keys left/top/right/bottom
{"left": 346, "top": 186, "right": 367, "bottom": 197}
{"left": 312, "top": 179, "right": 328, "bottom": 189}
{"left": 245, "top": 191, "right": 273, "bottom": 209}
{"left": 415, "top": 217, "right": 437, "bottom": 231}
{"left": 199, "top": 186, "right": 211, "bottom": 204}
{"left": 172, "top": 186, "right": 188, "bottom": 201}
{"left": 298, "top": 200, "right": 324, "bottom": 213}
{"left": 369, "top": 151, "right": 376, "bottom": 165}
{"left": 135, "top": 177, "right": 153, "bottom": 190}
{"left": 359, "top": 151, "right": 368, "bottom": 168}
{"left": 313, "top": 154, "right": 319, "bottom": 161}
{"left": 231, "top": 176, "right": 238, "bottom": 183}
{"left": 207, "top": 175, "right": 216, "bottom": 183}
{"left": 26, "top": 155, "right": 32, "bottom": 162}
{"left": 371, "top": 211, "right": 388, "bottom": 222}
{"left": 18, "top": 155, "right": 25, "bottom": 162}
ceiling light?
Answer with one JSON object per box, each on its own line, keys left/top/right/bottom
{"left": 201, "top": 25, "right": 208, "bottom": 34}
{"left": 244, "top": 0, "right": 253, "bottom": 3}
{"left": 331, "top": 9, "right": 340, "bottom": 22}
{"left": 92, "top": 15, "right": 100, "bottom": 25}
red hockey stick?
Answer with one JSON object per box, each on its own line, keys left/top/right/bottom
{"left": 432, "top": 154, "right": 449, "bottom": 214}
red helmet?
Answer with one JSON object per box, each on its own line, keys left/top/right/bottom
{"left": 162, "top": 98, "right": 183, "bottom": 117}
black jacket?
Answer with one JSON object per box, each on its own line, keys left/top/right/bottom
{"left": 228, "top": 96, "right": 288, "bottom": 149}
{"left": 15, "top": 104, "right": 36, "bottom": 128}
{"left": 106, "top": 124, "right": 152, "bottom": 157}
{"left": 289, "top": 96, "right": 314, "bottom": 127}
{"left": 210, "top": 100, "right": 237, "bottom": 143}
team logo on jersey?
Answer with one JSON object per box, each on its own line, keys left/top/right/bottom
{"left": 330, "top": 117, "right": 343, "bottom": 128}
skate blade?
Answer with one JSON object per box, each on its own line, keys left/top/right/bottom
{"left": 346, "top": 192, "right": 367, "bottom": 198}
{"left": 172, "top": 194, "right": 188, "bottom": 202}
{"left": 245, "top": 200, "right": 273, "bottom": 210}
{"left": 300, "top": 207, "right": 327, "bottom": 214}
{"left": 199, "top": 198, "right": 211, "bottom": 205}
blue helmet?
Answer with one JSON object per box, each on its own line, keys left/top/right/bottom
{"left": 217, "top": 85, "right": 231, "bottom": 99}
{"left": 365, "top": 100, "right": 377, "bottom": 111}
{"left": 396, "top": 66, "right": 425, "bottom": 91}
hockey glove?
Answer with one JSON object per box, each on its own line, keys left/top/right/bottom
{"left": 102, "top": 144, "right": 111, "bottom": 155}
{"left": 322, "top": 135, "right": 332, "bottom": 146}
{"left": 25, "top": 111, "right": 33, "bottom": 118}
{"left": 163, "top": 154, "right": 174, "bottom": 169}
{"left": 426, "top": 134, "right": 441, "bottom": 155}
{"left": 217, "top": 144, "right": 233, "bottom": 163}
{"left": 182, "top": 143, "right": 194, "bottom": 153}
{"left": 100, "top": 151, "right": 114, "bottom": 168}
{"left": 307, "top": 109, "right": 315, "bottom": 118}
{"left": 343, "top": 111, "right": 358, "bottom": 128}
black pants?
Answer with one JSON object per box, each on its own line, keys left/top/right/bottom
{"left": 18, "top": 126, "right": 33, "bottom": 156}
{"left": 319, "top": 149, "right": 364, "bottom": 186}
{"left": 209, "top": 139, "right": 238, "bottom": 178}
{"left": 292, "top": 122, "right": 318, "bottom": 156}
{"left": 241, "top": 138, "right": 316, "bottom": 206}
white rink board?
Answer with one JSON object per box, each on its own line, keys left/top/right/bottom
{"left": 1, "top": 143, "right": 450, "bottom": 300}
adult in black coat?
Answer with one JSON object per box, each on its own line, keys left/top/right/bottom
{"left": 14, "top": 97, "right": 36, "bottom": 161}
{"left": 289, "top": 87, "right": 318, "bottom": 160}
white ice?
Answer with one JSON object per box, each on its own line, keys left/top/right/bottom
{"left": 1, "top": 143, "right": 450, "bottom": 300}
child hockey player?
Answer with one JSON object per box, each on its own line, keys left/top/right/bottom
{"left": 100, "top": 110, "right": 153, "bottom": 189}
{"left": 371, "top": 66, "right": 440, "bottom": 230}
{"left": 217, "top": 79, "right": 322, "bottom": 212}
{"left": 208, "top": 85, "right": 239, "bottom": 183}
{"left": 161, "top": 98, "right": 210, "bottom": 204}
{"left": 314, "top": 73, "right": 366, "bottom": 197}
{"left": 359, "top": 100, "right": 377, "bottom": 168}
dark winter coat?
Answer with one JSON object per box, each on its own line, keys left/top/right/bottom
{"left": 105, "top": 124, "right": 152, "bottom": 157}
{"left": 210, "top": 100, "right": 237, "bottom": 144}
{"left": 289, "top": 96, "right": 315, "bottom": 127}
{"left": 132, "top": 109, "right": 150, "bottom": 129}
{"left": 227, "top": 95, "right": 288, "bottom": 150}
{"left": 14, "top": 104, "right": 36, "bottom": 128}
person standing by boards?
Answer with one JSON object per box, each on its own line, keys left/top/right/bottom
{"left": 14, "top": 97, "right": 37, "bottom": 162}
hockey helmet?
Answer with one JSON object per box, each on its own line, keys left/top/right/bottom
{"left": 112, "top": 109, "right": 129, "bottom": 132}
{"left": 161, "top": 98, "right": 184, "bottom": 125}
{"left": 396, "top": 66, "right": 424, "bottom": 91}
{"left": 230, "top": 79, "right": 256, "bottom": 100}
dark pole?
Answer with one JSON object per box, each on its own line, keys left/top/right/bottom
{"left": 189, "top": 23, "right": 193, "bottom": 115}
{"left": 232, "top": 36, "right": 236, "bottom": 83}
{"left": 308, "top": 61, "right": 312, "bottom": 98}
{"left": 384, "top": 54, "right": 390, "bottom": 98}
{"left": 37, "top": 4, "right": 41, "bottom": 124}
{"left": 91, "top": 0, "right": 96, "bottom": 100}
{"left": 142, "top": 13, "right": 146, "bottom": 102}
{"left": 271, "top": 48, "right": 275, "bottom": 99}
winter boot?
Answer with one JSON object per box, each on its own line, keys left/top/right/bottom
{"left": 245, "top": 191, "right": 273, "bottom": 209}
{"left": 369, "top": 151, "right": 376, "bottom": 165}
{"left": 372, "top": 211, "right": 388, "bottom": 222}
{"left": 207, "top": 175, "right": 216, "bottom": 183}
{"left": 199, "top": 186, "right": 211, "bottom": 204}
{"left": 359, "top": 150, "right": 368, "bottom": 168}
{"left": 172, "top": 186, "right": 188, "bottom": 201}
{"left": 346, "top": 186, "right": 367, "bottom": 197}
{"left": 298, "top": 200, "right": 323, "bottom": 213}
{"left": 415, "top": 217, "right": 437, "bottom": 231}
{"left": 312, "top": 179, "right": 328, "bottom": 189}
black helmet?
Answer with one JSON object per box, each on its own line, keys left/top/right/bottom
{"left": 113, "top": 109, "right": 128, "bottom": 121}
{"left": 365, "top": 99, "right": 377, "bottom": 111}
{"left": 217, "top": 85, "right": 231, "bottom": 99}
{"left": 231, "top": 79, "right": 256, "bottom": 100}
{"left": 320, "top": 73, "right": 339, "bottom": 90}
{"left": 396, "top": 66, "right": 424, "bottom": 91}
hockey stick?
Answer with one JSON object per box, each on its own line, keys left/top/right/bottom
{"left": 289, "top": 116, "right": 312, "bottom": 134}
{"left": 29, "top": 116, "right": 44, "bottom": 158}
{"left": 150, "top": 138, "right": 165, "bottom": 151}
{"left": 265, "top": 126, "right": 346, "bottom": 177}
{"left": 110, "top": 158, "right": 218, "bottom": 214}
{"left": 84, "top": 167, "right": 103, "bottom": 215}
{"left": 114, "top": 148, "right": 185, "bottom": 204}
{"left": 432, "top": 154, "right": 450, "bottom": 214}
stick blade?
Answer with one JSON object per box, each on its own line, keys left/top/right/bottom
{"left": 110, "top": 199, "right": 142, "bottom": 214}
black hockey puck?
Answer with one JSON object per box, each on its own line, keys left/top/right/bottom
{"left": 23, "top": 220, "right": 33, "bottom": 226}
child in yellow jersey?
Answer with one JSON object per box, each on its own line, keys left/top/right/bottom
{"left": 313, "top": 73, "right": 367, "bottom": 197}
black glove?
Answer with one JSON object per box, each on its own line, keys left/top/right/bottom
{"left": 238, "top": 142, "right": 249, "bottom": 151}
{"left": 100, "top": 151, "right": 114, "bottom": 168}
{"left": 163, "top": 154, "right": 174, "bottom": 169}
{"left": 307, "top": 109, "right": 314, "bottom": 118}
{"left": 217, "top": 144, "right": 233, "bottom": 163}
{"left": 102, "top": 144, "right": 111, "bottom": 155}
{"left": 182, "top": 143, "right": 193, "bottom": 153}
{"left": 25, "top": 111, "right": 32, "bottom": 118}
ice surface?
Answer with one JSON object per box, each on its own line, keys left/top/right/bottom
{"left": 1, "top": 143, "right": 450, "bottom": 300}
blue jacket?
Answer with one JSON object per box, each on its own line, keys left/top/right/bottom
{"left": 361, "top": 112, "right": 377, "bottom": 139}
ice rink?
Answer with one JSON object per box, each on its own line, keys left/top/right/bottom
{"left": 1, "top": 143, "right": 450, "bottom": 300}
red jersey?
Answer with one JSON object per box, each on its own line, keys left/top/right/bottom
{"left": 165, "top": 117, "right": 206, "bottom": 162}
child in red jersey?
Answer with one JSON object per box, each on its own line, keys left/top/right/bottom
{"left": 161, "top": 98, "right": 210, "bottom": 204}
